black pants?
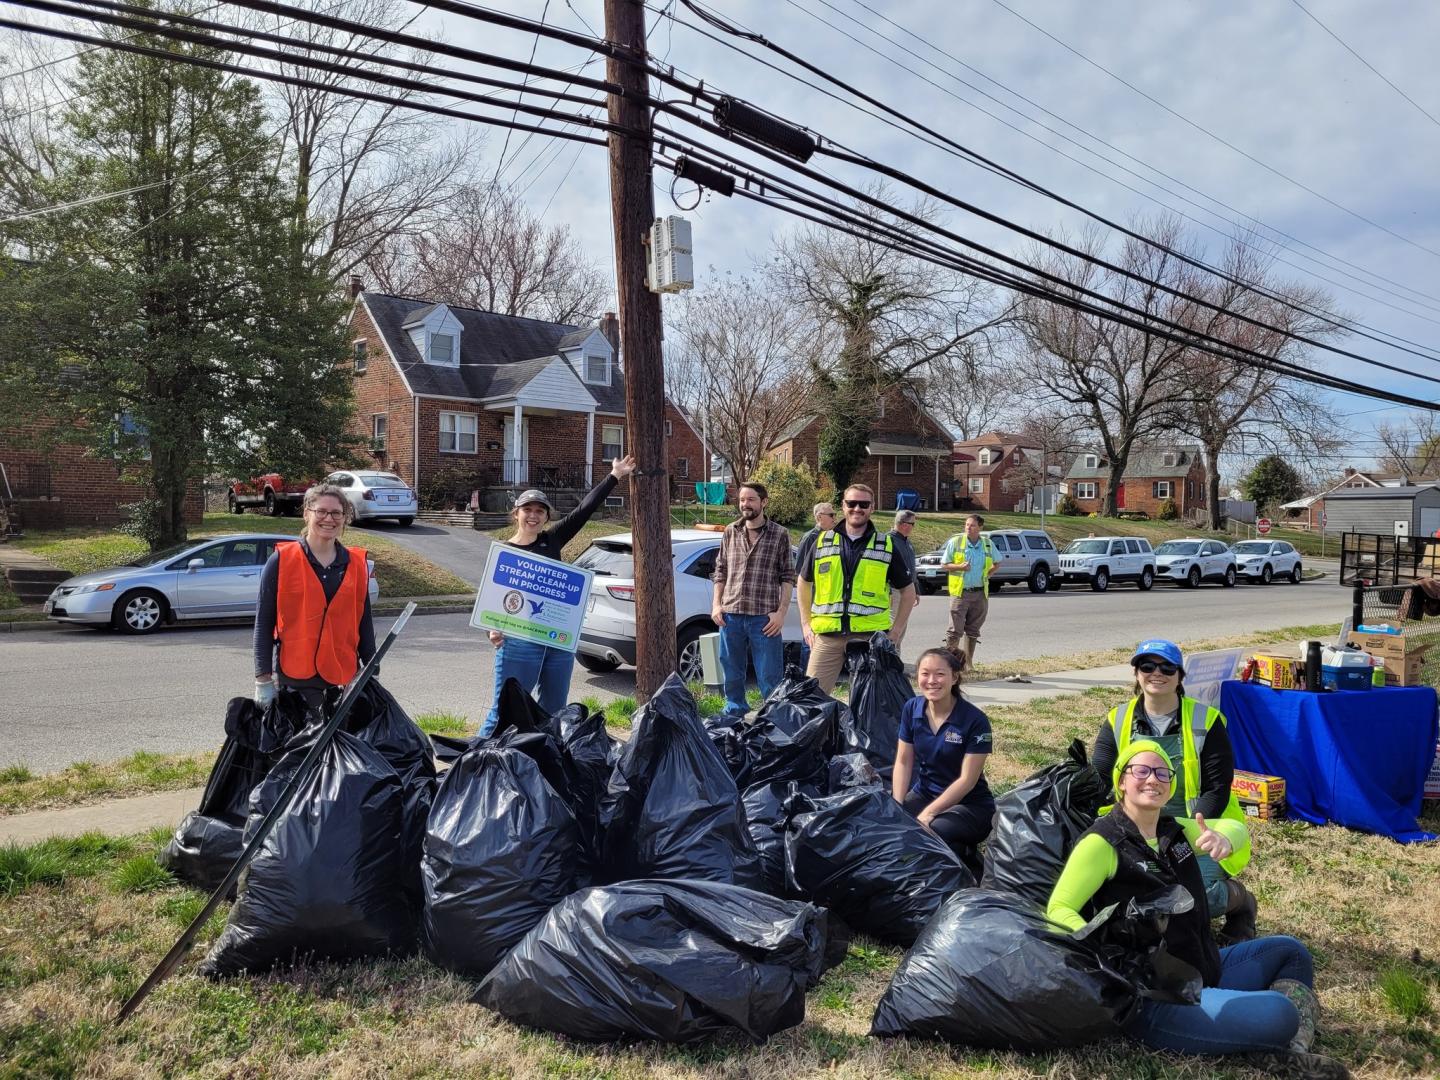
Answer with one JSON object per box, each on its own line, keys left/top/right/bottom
{"left": 903, "top": 789, "right": 994, "bottom": 878}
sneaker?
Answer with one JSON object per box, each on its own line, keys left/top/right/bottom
{"left": 1271, "top": 978, "right": 1321, "bottom": 1054}
{"left": 1217, "top": 879, "right": 1258, "bottom": 946}
{"left": 1245, "top": 1051, "right": 1350, "bottom": 1079}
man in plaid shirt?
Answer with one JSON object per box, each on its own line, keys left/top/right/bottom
{"left": 711, "top": 481, "right": 798, "bottom": 719}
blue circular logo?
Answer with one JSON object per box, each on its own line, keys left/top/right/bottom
{"left": 548, "top": 630, "right": 558, "bottom": 640}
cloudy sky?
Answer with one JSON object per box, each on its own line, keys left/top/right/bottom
{"left": 437, "top": 0, "right": 1439, "bottom": 467}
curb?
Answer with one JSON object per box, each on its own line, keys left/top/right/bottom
{"left": 0, "top": 603, "right": 472, "bottom": 634}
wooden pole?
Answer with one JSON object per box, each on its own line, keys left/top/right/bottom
{"left": 605, "top": 0, "right": 675, "bottom": 700}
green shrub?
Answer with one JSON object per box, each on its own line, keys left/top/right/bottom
{"left": 1157, "top": 497, "right": 1179, "bottom": 521}
{"left": 1056, "top": 493, "right": 1082, "bottom": 516}
{"left": 747, "top": 459, "right": 821, "bottom": 526}
{"left": 117, "top": 498, "right": 164, "bottom": 549}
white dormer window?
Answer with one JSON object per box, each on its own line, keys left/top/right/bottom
{"left": 1084, "top": 454, "right": 1098, "bottom": 468}
{"left": 429, "top": 333, "right": 455, "bottom": 366}
{"left": 978, "top": 449, "right": 993, "bottom": 465}
{"left": 1162, "top": 452, "right": 1177, "bottom": 467}
{"left": 584, "top": 353, "right": 609, "bottom": 384}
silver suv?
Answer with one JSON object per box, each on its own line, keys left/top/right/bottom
{"left": 981, "top": 529, "right": 1061, "bottom": 593}
{"left": 1057, "top": 536, "right": 1156, "bottom": 592}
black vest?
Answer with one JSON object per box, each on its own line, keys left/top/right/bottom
{"left": 1082, "top": 809, "right": 1222, "bottom": 987}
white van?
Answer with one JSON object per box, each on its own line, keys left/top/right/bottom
{"left": 1057, "top": 536, "right": 1156, "bottom": 592}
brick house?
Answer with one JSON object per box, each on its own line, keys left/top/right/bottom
{"left": 765, "top": 385, "right": 956, "bottom": 510}
{"left": 1063, "top": 445, "right": 1208, "bottom": 518}
{"left": 348, "top": 287, "right": 706, "bottom": 512}
{"left": 950, "top": 431, "right": 1044, "bottom": 511}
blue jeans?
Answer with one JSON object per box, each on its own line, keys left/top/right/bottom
{"left": 480, "top": 638, "right": 575, "bottom": 737}
{"left": 1127, "top": 935, "right": 1313, "bottom": 1055}
{"left": 718, "top": 613, "right": 783, "bottom": 718}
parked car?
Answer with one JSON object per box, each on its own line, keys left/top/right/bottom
{"left": 575, "top": 529, "right": 804, "bottom": 682}
{"left": 982, "top": 528, "right": 1061, "bottom": 593}
{"left": 43, "top": 534, "right": 379, "bottom": 634}
{"left": 915, "top": 549, "right": 946, "bottom": 594}
{"left": 227, "top": 473, "right": 312, "bottom": 516}
{"left": 1231, "top": 539, "right": 1303, "bottom": 584}
{"left": 322, "top": 470, "right": 418, "bottom": 526}
{"left": 1154, "top": 538, "right": 1237, "bottom": 588}
{"left": 1057, "top": 536, "right": 1156, "bottom": 592}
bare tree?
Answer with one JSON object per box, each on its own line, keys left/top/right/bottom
{"left": 0, "top": 33, "right": 71, "bottom": 221}
{"left": 1376, "top": 412, "right": 1440, "bottom": 483}
{"left": 666, "top": 274, "right": 825, "bottom": 482}
{"left": 1019, "top": 218, "right": 1210, "bottom": 517}
{"left": 925, "top": 360, "right": 1026, "bottom": 442}
{"left": 1007, "top": 409, "right": 1090, "bottom": 515}
{"left": 364, "top": 184, "right": 607, "bottom": 323}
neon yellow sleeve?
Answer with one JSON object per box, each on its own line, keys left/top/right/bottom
{"left": 1046, "top": 833, "right": 1119, "bottom": 932}
{"left": 1179, "top": 816, "right": 1251, "bottom": 872}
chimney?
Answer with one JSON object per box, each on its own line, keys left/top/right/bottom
{"left": 600, "top": 311, "right": 620, "bottom": 355}
{"left": 348, "top": 274, "right": 363, "bottom": 299}
{"left": 1343, "top": 467, "right": 1355, "bottom": 477}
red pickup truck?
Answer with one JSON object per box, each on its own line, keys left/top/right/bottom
{"left": 227, "top": 473, "right": 313, "bottom": 516}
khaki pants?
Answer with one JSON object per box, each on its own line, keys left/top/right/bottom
{"left": 946, "top": 590, "right": 989, "bottom": 668}
{"left": 805, "top": 630, "right": 875, "bottom": 694}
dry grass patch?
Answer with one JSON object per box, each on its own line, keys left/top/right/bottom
{"left": 0, "top": 751, "right": 212, "bottom": 817}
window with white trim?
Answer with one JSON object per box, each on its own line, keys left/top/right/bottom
{"left": 429, "top": 333, "right": 456, "bottom": 366}
{"left": 604, "top": 496, "right": 624, "bottom": 508}
{"left": 1153, "top": 480, "right": 1172, "bottom": 499}
{"left": 1076, "top": 481, "right": 1098, "bottom": 499}
{"left": 664, "top": 419, "right": 672, "bottom": 436}
{"left": 969, "top": 477, "right": 984, "bottom": 493}
{"left": 439, "top": 411, "right": 477, "bottom": 454}
{"left": 371, "top": 414, "right": 387, "bottom": 451}
{"left": 894, "top": 455, "right": 914, "bottom": 475}
{"left": 601, "top": 423, "right": 624, "bottom": 460}
{"left": 1084, "top": 454, "right": 1098, "bottom": 469}
{"left": 585, "top": 353, "right": 609, "bottom": 384}
{"left": 353, "top": 340, "right": 367, "bottom": 373}
{"left": 1162, "top": 452, "right": 1177, "bottom": 467}
{"left": 978, "top": 448, "right": 993, "bottom": 465}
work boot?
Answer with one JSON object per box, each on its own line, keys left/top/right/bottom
{"left": 1217, "top": 878, "right": 1258, "bottom": 945}
{"left": 1244, "top": 1052, "right": 1350, "bottom": 1079}
{"left": 1271, "top": 978, "right": 1321, "bottom": 1053}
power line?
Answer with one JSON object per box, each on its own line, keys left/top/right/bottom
{"left": 0, "top": 175, "right": 189, "bottom": 221}
{"left": 983, "top": 0, "right": 1440, "bottom": 261}
{"left": 492, "top": 0, "right": 552, "bottom": 179}
{"left": 1289, "top": 0, "right": 1440, "bottom": 131}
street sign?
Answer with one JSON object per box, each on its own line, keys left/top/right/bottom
{"left": 1256, "top": 517, "right": 1272, "bottom": 535}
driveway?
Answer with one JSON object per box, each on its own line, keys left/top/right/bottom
{"left": 350, "top": 520, "right": 490, "bottom": 588}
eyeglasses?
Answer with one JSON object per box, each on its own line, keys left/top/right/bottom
{"left": 1124, "top": 763, "right": 1174, "bottom": 783}
{"left": 844, "top": 500, "right": 872, "bottom": 509}
{"left": 1136, "top": 660, "right": 1179, "bottom": 676}
{"left": 309, "top": 509, "right": 345, "bottom": 519}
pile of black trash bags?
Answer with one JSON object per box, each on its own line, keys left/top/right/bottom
{"left": 160, "top": 636, "right": 1198, "bottom": 1050}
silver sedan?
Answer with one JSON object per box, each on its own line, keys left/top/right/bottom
{"left": 43, "top": 533, "right": 379, "bottom": 634}
{"left": 322, "top": 470, "right": 418, "bottom": 525}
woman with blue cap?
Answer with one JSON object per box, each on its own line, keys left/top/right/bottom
{"left": 1048, "top": 741, "right": 1342, "bottom": 1077}
{"left": 1090, "top": 638, "right": 1257, "bottom": 945}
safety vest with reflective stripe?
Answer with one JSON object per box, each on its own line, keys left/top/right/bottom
{"left": 275, "top": 541, "right": 368, "bottom": 686}
{"left": 1107, "top": 695, "right": 1251, "bottom": 876}
{"left": 945, "top": 534, "right": 996, "bottom": 597}
{"left": 810, "top": 528, "right": 894, "bottom": 634}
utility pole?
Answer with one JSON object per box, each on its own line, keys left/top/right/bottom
{"left": 605, "top": 0, "right": 675, "bottom": 700}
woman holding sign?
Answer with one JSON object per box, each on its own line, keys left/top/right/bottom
{"left": 480, "top": 455, "right": 637, "bottom": 735}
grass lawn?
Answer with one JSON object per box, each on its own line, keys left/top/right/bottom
{"left": 0, "top": 753, "right": 213, "bottom": 817}
{"left": 487, "top": 517, "right": 630, "bottom": 563}
{"left": 19, "top": 513, "right": 471, "bottom": 598}
{"left": 2, "top": 686, "right": 1438, "bottom": 1078}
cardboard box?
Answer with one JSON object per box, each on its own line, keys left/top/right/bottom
{"left": 1380, "top": 653, "right": 1428, "bottom": 687}
{"left": 1233, "top": 770, "right": 1286, "bottom": 804}
{"left": 1347, "top": 630, "right": 1432, "bottom": 663}
{"left": 1243, "top": 799, "right": 1286, "bottom": 821}
{"left": 1321, "top": 665, "right": 1373, "bottom": 691}
{"left": 1252, "top": 652, "right": 1301, "bottom": 689}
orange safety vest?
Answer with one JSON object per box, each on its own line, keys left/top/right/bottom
{"left": 275, "top": 541, "right": 368, "bottom": 685}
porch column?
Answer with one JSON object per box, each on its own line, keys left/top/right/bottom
{"left": 585, "top": 411, "right": 595, "bottom": 487}
{"left": 512, "top": 403, "right": 524, "bottom": 485}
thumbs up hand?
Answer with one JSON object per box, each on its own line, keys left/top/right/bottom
{"left": 1192, "top": 813, "right": 1233, "bottom": 861}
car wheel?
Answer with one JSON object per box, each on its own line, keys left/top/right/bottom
{"left": 1186, "top": 566, "right": 1202, "bottom": 588}
{"left": 1261, "top": 564, "right": 1273, "bottom": 584}
{"left": 1091, "top": 568, "right": 1110, "bottom": 592}
{"left": 676, "top": 625, "right": 707, "bottom": 683}
{"left": 1028, "top": 566, "right": 1050, "bottom": 593}
{"left": 397, "top": 516, "right": 414, "bottom": 527}
{"left": 226, "top": 491, "right": 240, "bottom": 514}
{"left": 112, "top": 589, "right": 167, "bottom": 635}
{"left": 264, "top": 489, "right": 280, "bottom": 517}
{"left": 576, "top": 653, "right": 622, "bottom": 673}
{"left": 1223, "top": 566, "right": 1236, "bottom": 588}
{"left": 990, "top": 580, "right": 1004, "bottom": 592}
{"left": 1290, "top": 563, "right": 1303, "bottom": 584}
{"left": 1138, "top": 567, "right": 1155, "bottom": 591}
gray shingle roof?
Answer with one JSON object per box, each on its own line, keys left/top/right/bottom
{"left": 362, "top": 293, "right": 627, "bottom": 413}
{"left": 1066, "top": 446, "right": 1202, "bottom": 480}
{"left": 557, "top": 329, "right": 593, "bottom": 350}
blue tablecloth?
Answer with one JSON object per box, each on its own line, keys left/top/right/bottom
{"left": 1220, "top": 682, "right": 1438, "bottom": 843}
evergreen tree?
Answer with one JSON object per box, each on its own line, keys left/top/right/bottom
{"left": 1242, "top": 455, "right": 1304, "bottom": 514}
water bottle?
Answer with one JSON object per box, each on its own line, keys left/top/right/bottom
{"left": 1304, "top": 640, "right": 1322, "bottom": 692}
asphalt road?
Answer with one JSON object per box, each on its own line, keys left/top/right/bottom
{"left": 0, "top": 574, "right": 1350, "bottom": 773}
{"left": 348, "top": 519, "right": 490, "bottom": 587}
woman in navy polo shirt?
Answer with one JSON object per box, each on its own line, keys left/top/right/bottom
{"left": 892, "top": 647, "right": 995, "bottom": 877}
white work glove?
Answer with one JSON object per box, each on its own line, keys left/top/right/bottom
{"left": 254, "top": 678, "right": 277, "bottom": 706}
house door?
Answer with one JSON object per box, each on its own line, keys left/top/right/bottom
{"left": 502, "top": 416, "right": 530, "bottom": 484}
{"left": 1116, "top": 482, "right": 1127, "bottom": 510}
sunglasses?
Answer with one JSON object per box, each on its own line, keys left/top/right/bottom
{"left": 1124, "top": 763, "right": 1174, "bottom": 783}
{"left": 1136, "top": 660, "right": 1179, "bottom": 676}
{"left": 844, "top": 500, "right": 872, "bottom": 509}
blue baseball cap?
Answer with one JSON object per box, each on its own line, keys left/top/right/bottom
{"left": 1132, "top": 638, "right": 1184, "bottom": 672}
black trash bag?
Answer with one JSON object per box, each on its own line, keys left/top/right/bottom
{"left": 826, "top": 752, "right": 883, "bottom": 794}
{"left": 756, "top": 670, "right": 853, "bottom": 758}
{"left": 555, "top": 703, "right": 620, "bottom": 882}
{"left": 428, "top": 732, "right": 471, "bottom": 766}
{"left": 729, "top": 677, "right": 844, "bottom": 790}
{"left": 741, "top": 780, "right": 820, "bottom": 898}
{"left": 160, "top": 696, "right": 302, "bottom": 894}
{"left": 1079, "top": 883, "right": 1204, "bottom": 1005}
{"left": 844, "top": 632, "right": 910, "bottom": 778}
{"left": 981, "top": 739, "right": 1109, "bottom": 905}
{"left": 870, "top": 888, "right": 1138, "bottom": 1048}
{"left": 200, "top": 731, "right": 415, "bottom": 977}
{"left": 599, "top": 674, "right": 762, "bottom": 887}
{"left": 421, "top": 746, "right": 581, "bottom": 977}
{"left": 473, "top": 879, "right": 835, "bottom": 1043}
{"left": 489, "top": 676, "right": 560, "bottom": 740}
{"left": 785, "top": 786, "right": 974, "bottom": 945}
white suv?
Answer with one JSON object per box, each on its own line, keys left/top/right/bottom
{"left": 1155, "top": 538, "right": 1237, "bottom": 588}
{"left": 1058, "top": 536, "right": 1156, "bottom": 592}
{"left": 1231, "top": 540, "right": 1303, "bottom": 584}
{"left": 573, "top": 530, "right": 805, "bottom": 682}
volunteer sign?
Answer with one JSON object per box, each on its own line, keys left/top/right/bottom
{"left": 1183, "top": 647, "right": 1244, "bottom": 711}
{"left": 470, "top": 545, "right": 594, "bottom": 654}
